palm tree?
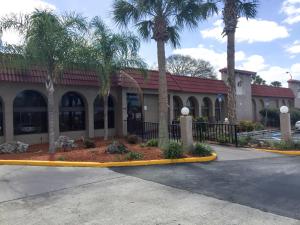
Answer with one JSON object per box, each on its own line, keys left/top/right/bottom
{"left": 222, "top": 0, "right": 258, "bottom": 123}
{"left": 0, "top": 10, "right": 88, "bottom": 153}
{"left": 89, "top": 17, "right": 147, "bottom": 140}
{"left": 113, "top": 0, "right": 214, "bottom": 148}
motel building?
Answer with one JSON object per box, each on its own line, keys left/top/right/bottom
{"left": 0, "top": 67, "right": 299, "bottom": 145}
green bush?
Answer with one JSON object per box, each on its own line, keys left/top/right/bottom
{"left": 146, "top": 139, "right": 158, "bottom": 147}
{"left": 163, "top": 141, "right": 183, "bottom": 159}
{"left": 125, "top": 151, "right": 144, "bottom": 160}
{"left": 238, "top": 136, "right": 252, "bottom": 147}
{"left": 290, "top": 108, "right": 300, "bottom": 125}
{"left": 254, "top": 122, "right": 264, "bottom": 131}
{"left": 83, "top": 138, "right": 96, "bottom": 149}
{"left": 271, "top": 140, "right": 300, "bottom": 150}
{"left": 127, "top": 135, "right": 139, "bottom": 144}
{"left": 217, "top": 135, "right": 230, "bottom": 144}
{"left": 191, "top": 143, "right": 213, "bottom": 156}
{"left": 106, "top": 141, "right": 129, "bottom": 154}
{"left": 57, "top": 156, "right": 66, "bottom": 161}
{"left": 238, "top": 120, "right": 255, "bottom": 132}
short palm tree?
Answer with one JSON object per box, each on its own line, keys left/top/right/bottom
{"left": 212, "top": 0, "right": 258, "bottom": 123}
{"left": 113, "top": 0, "right": 214, "bottom": 148}
{"left": 0, "top": 10, "right": 88, "bottom": 153}
{"left": 89, "top": 17, "right": 147, "bottom": 140}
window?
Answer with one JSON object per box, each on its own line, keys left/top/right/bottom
{"left": 0, "top": 100, "right": 3, "bottom": 136}
{"left": 94, "top": 95, "right": 115, "bottom": 129}
{"left": 186, "top": 97, "right": 197, "bottom": 117}
{"left": 13, "top": 90, "right": 47, "bottom": 135}
{"left": 173, "top": 96, "right": 183, "bottom": 120}
{"left": 202, "top": 97, "right": 211, "bottom": 119}
{"left": 60, "top": 92, "right": 85, "bottom": 132}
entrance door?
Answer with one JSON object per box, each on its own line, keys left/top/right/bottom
{"left": 127, "top": 93, "right": 143, "bottom": 134}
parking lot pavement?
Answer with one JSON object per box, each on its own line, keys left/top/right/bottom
{"left": 1, "top": 165, "right": 299, "bottom": 225}
{"left": 112, "top": 156, "right": 300, "bottom": 221}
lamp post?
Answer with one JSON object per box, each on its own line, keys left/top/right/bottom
{"left": 280, "top": 106, "right": 292, "bottom": 142}
{"left": 180, "top": 107, "right": 193, "bottom": 152}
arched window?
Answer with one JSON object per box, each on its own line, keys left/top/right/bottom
{"left": 13, "top": 90, "right": 47, "bottom": 135}
{"left": 60, "top": 92, "right": 85, "bottom": 132}
{"left": 202, "top": 97, "right": 212, "bottom": 119}
{"left": 173, "top": 96, "right": 183, "bottom": 121}
{"left": 94, "top": 95, "right": 115, "bottom": 129}
{"left": 215, "top": 99, "right": 224, "bottom": 122}
{"left": 0, "top": 99, "right": 3, "bottom": 136}
{"left": 186, "top": 97, "right": 198, "bottom": 118}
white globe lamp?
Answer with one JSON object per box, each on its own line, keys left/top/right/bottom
{"left": 280, "top": 106, "right": 289, "bottom": 114}
{"left": 181, "top": 107, "right": 190, "bottom": 116}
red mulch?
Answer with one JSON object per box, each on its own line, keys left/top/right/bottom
{"left": 0, "top": 138, "right": 164, "bottom": 162}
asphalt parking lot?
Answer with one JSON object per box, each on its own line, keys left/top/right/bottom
{"left": 0, "top": 149, "right": 300, "bottom": 225}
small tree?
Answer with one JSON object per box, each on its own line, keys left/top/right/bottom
{"left": 0, "top": 10, "right": 87, "bottom": 153}
{"left": 166, "top": 54, "right": 216, "bottom": 78}
{"left": 89, "top": 17, "right": 147, "bottom": 140}
{"left": 270, "top": 81, "right": 282, "bottom": 87}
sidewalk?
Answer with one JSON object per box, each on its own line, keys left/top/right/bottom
{"left": 210, "top": 144, "right": 284, "bottom": 161}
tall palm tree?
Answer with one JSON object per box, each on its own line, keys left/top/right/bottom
{"left": 0, "top": 10, "right": 88, "bottom": 153}
{"left": 113, "top": 0, "right": 214, "bottom": 148}
{"left": 89, "top": 17, "right": 147, "bottom": 140}
{"left": 221, "top": 0, "right": 258, "bottom": 123}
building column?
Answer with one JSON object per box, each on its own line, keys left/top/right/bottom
{"left": 122, "top": 89, "right": 128, "bottom": 136}
{"left": 3, "top": 98, "right": 13, "bottom": 143}
{"left": 197, "top": 97, "right": 203, "bottom": 117}
{"left": 115, "top": 89, "right": 123, "bottom": 137}
{"left": 87, "top": 99, "right": 94, "bottom": 139}
{"left": 54, "top": 93, "right": 60, "bottom": 140}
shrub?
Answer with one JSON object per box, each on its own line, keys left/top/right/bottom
{"left": 57, "top": 156, "right": 65, "bottom": 161}
{"left": 254, "top": 122, "right": 264, "bottom": 131}
{"left": 238, "top": 136, "right": 252, "bottom": 147}
{"left": 191, "top": 143, "right": 213, "bottom": 156}
{"left": 125, "top": 151, "right": 144, "bottom": 160}
{"left": 271, "top": 140, "right": 300, "bottom": 150}
{"left": 238, "top": 120, "right": 255, "bottom": 132}
{"left": 83, "top": 138, "right": 96, "bottom": 149}
{"left": 106, "top": 141, "right": 129, "bottom": 154}
{"left": 290, "top": 108, "right": 300, "bottom": 125}
{"left": 127, "top": 135, "right": 139, "bottom": 144}
{"left": 146, "top": 139, "right": 158, "bottom": 147}
{"left": 163, "top": 141, "right": 183, "bottom": 159}
{"left": 217, "top": 135, "right": 230, "bottom": 144}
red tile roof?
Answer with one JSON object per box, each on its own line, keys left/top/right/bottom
{"left": 119, "top": 69, "right": 228, "bottom": 94}
{"left": 251, "top": 84, "right": 294, "bottom": 98}
{"left": 0, "top": 67, "right": 295, "bottom": 98}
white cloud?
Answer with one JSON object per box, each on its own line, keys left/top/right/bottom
{"left": 201, "top": 18, "right": 289, "bottom": 43}
{"left": 0, "top": 0, "right": 56, "bottom": 45}
{"left": 172, "top": 45, "right": 300, "bottom": 87}
{"left": 286, "top": 40, "right": 300, "bottom": 55}
{"left": 281, "top": 0, "right": 300, "bottom": 25}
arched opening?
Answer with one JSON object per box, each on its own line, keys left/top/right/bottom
{"left": 173, "top": 96, "right": 183, "bottom": 121}
{"left": 282, "top": 99, "right": 286, "bottom": 106}
{"left": 252, "top": 99, "right": 257, "bottom": 121}
{"left": 60, "top": 92, "right": 85, "bottom": 132}
{"left": 13, "top": 90, "right": 47, "bottom": 135}
{"left": 288, "top": 100, "right": 293, "bottom": 108}
{"left": 0, "top": 98, "right": 3, "bottom": 136}
{"left": 215, "top": 99, "right": 225, "bottom": 122}
{"left": 94, "top": 95, "right": 115, "bottom": 129}
{"left": 186, "top": 97, "right": 199, "bottom": 118}
{"left": 202, "top": 97, "right": 212, "bottom": 120}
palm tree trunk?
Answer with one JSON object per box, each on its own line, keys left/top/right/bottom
{"left": 103, "top": 94, "right": 108, "bottom": 140}
{"left": 47, "top": 83, "right": 56, "bottom": 153}
{"left": 157, "top": 40, "right": 169, "bottom": 148}
{"left": 227, "top": 30, "right": 237, "bottom": 124}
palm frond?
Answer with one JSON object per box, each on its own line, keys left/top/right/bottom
{"left": 113, "top": 0, "right": 141, "bottom": 27}
{"left": 167, "top": 26, "right": 180, "bottom": 48}
{"left": 237, "top": 0, "right": 258, "bottom": 19}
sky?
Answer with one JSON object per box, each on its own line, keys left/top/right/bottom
{"left": 1, "top": 0, "right": 300, "bottom": 87}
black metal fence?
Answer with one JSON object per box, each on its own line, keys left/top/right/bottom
{"left": 126, "top": 120, "right": 238, "bottom": 146}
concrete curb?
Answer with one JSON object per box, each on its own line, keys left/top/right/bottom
{"left": 256, "top": 149, "right": 300, "bottom": 156}
{"left": 0, "top": 153, "right": 217, "bottom": 168}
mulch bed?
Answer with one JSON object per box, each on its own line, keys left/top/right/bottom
{"left": 0, "top": 138, "right": 166, "bottom": 162}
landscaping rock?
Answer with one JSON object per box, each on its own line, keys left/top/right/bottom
{"left": 0, "top": 141, "right": 29, "bottom": 154}
{"left": 55, "top": 136, "right": 77, "bottom": 150}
